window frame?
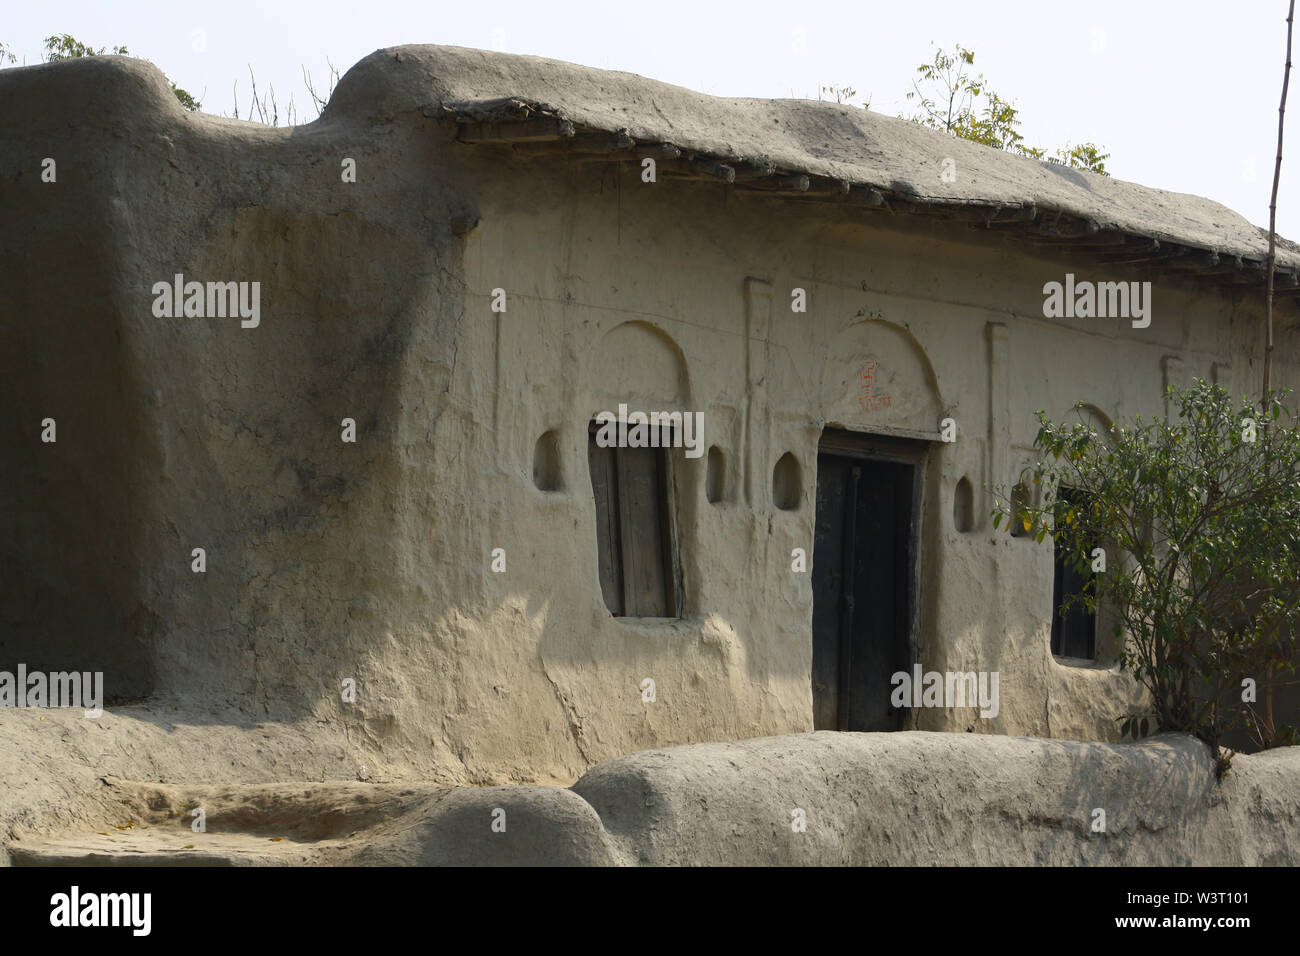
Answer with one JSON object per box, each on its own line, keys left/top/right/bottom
{"left": 1050, "top": 485, "right": 1098, "bottom": 661}
{"left": 587, "top": 420, "right": 683, "bottom": 619}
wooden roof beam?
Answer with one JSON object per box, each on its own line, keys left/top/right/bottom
{"left": 457, "top": 117, "right": 575, "bottom": 143}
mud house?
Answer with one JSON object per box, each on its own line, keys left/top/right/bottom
{"left": 1, "top": 45, "right": 1297, "bottom": 785}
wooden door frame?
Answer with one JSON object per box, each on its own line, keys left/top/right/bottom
{"left": 815, "top": 428, "right": 928, "bottom": 725}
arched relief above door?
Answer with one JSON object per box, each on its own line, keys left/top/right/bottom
{"left": 588, "top": 320, "right": 690, "bottom": 411}
{"left": 820, "top": 319, "right": 942, "bottom": 437}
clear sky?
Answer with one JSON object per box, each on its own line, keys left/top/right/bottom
{"left": 5, "top": 1, "right": 1297, "bottom": 237}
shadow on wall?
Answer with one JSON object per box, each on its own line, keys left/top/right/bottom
{"left": 0, "top": 171, "right": 158, "bottom": 700}
{"left": 1, "top": 133, "right": 457, "bottom": 723}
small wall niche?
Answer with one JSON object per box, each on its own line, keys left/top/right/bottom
{"left": 706, "top": 445, "right": 725, "bottom": 503}
{"left": 954, "top": 476, "right": 974, "bottom": 532}
{"left": 532, "top": 430, "right": 562, "bottom": 491}
{"left": 772, "top": 452, "right": 802, "bottom": 511}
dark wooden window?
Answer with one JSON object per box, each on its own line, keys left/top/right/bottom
{"left": 1051, "top": 486, "right": 1097, "bottom": 660}
{"left": 588, "top": 425, "right": 680, "bottom": 617}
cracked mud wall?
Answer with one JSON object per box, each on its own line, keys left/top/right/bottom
{"left": 2, "top": 50, "right": 1298, "bottom": 788}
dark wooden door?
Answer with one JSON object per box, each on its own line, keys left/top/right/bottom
{"left": 812, "top": 438, "right": 917, "bottom": 731}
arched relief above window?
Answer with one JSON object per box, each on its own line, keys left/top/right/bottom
{"left": 1072, "top": 403, "right": 1117, "bottom": 445}
{"left": 588, "top": 320, "right": 689, "bottom": 411}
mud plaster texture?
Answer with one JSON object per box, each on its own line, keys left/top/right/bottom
{"left": 1, "top": 46, "right": 1298, "bottom": 863}
{"left": 3, "top": 719, "right": 1297, "bottom": 865}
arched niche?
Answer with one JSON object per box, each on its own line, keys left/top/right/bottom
{"left": 820, "top": 319, "right": 942, "bottom": 437}
{"left": 953, "top": 476, "right": 975, "bottom": 533}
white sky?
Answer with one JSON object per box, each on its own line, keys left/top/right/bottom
{"left": 5, "top": 1, "right": 1298, "bottom": 236}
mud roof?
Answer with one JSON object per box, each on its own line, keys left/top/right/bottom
{"left": 326, "top": 44, "right": 1300, "bottom": 292}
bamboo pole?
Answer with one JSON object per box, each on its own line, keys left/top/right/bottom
{"left": 1262, "top": 0, "right": 1295, "bottom": 748}
{"left": 1265, "top": 0, "right": 1294, "bottom": 407}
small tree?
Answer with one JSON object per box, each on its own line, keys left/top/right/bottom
{"left": 904, "top": 42, "right": 1110, "bottom": 175}
{"left": 42, "top": 34, "right": 128, "bottom": 60}
{"left": 995, "top": 381, "right": 1300, "bottom": 768}
{"left": 41, "top": 33, "right": 201, "bottom": 112}
{"left": 906, "top": 43, "right": 985, "bottom": 138}
{"left": 820, "top": 84, "right": 870, "bottom": 108}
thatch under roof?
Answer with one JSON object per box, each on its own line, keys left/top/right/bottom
{"left": 326, "top": 44, "right": 1300, "bottom": 293}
